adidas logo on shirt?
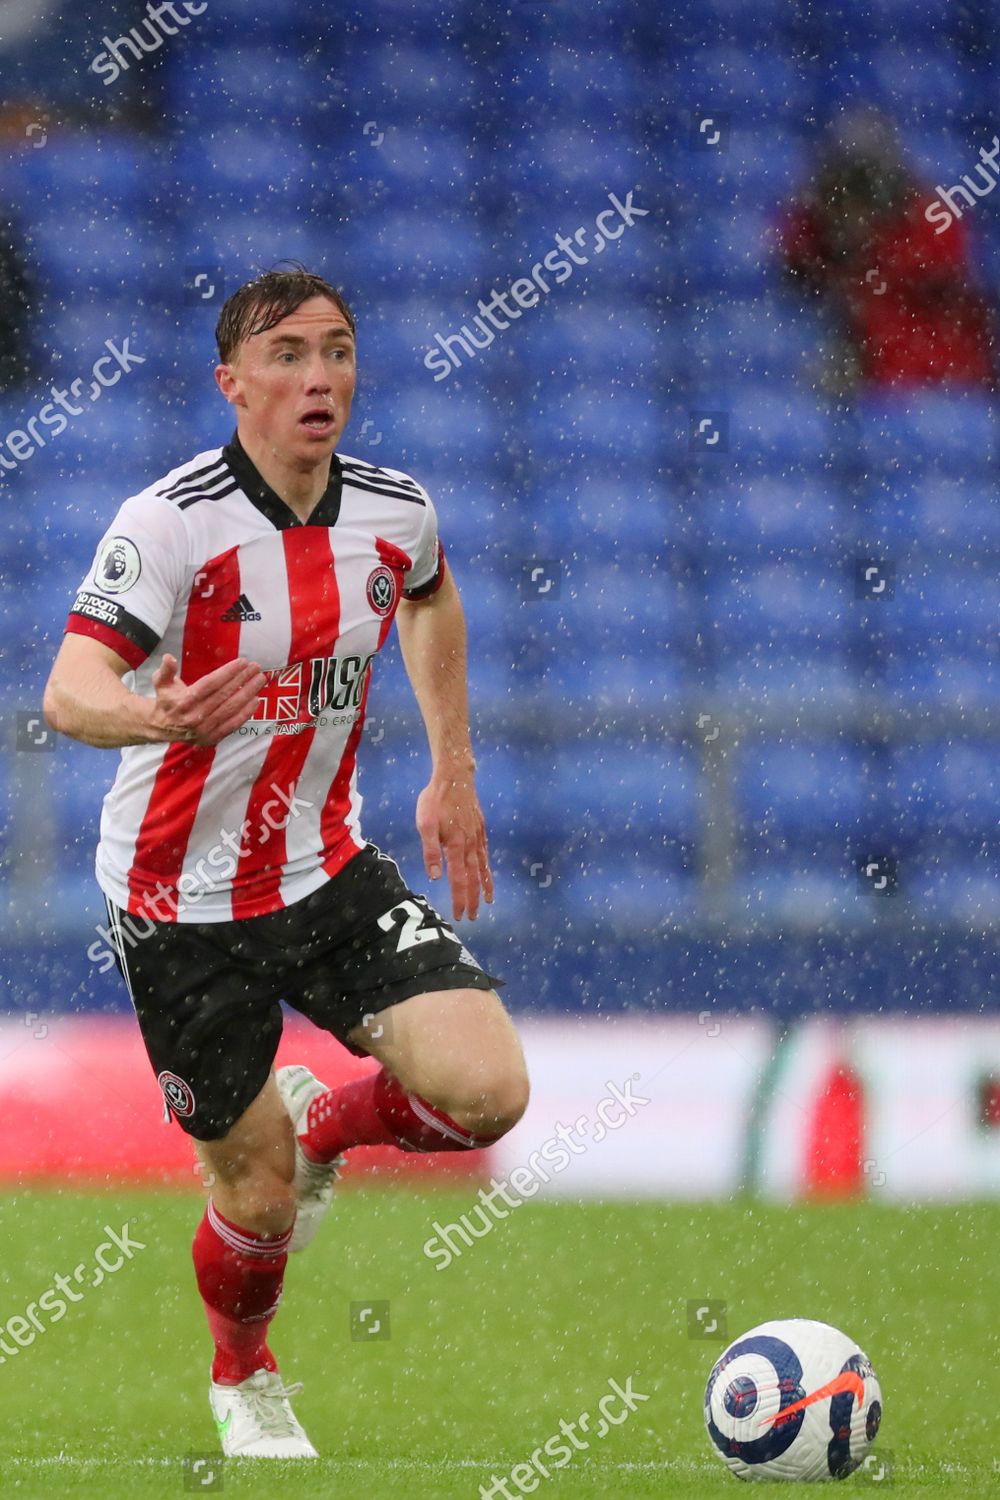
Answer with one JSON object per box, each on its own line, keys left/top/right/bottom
{"left": 221, "top": 593, "right": 262, "bottom": 622}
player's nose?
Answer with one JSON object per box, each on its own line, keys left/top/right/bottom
{"left": 303, "top": 355, "right": 332, "bottom": 392}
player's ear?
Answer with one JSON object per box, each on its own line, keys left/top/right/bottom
{"left": 214, "top": 363, "right": 244, "bottom": 407}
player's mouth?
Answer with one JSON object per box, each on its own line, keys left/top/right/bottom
{"left": 299, "top": 407, "right": 336, "bottom": 435}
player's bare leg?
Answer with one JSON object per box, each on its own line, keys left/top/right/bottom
{"left": 292, "top": 988, "right": 529, "bottom": 1171}
{"left": 196, "top": 1075, "right": 297, "bottom": 1235}
{"left": 352, "top": 987, "right": 529, "bottom": 1137}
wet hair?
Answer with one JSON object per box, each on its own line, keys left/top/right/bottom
{"left": 215, "top": 263, "right": 355, "bottom": 363}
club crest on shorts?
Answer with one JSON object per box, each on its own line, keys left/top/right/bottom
{"left": 94, "top": 535, "right": 141, "bottom": 594}
{"left": 366, "top": 564, "right": 398, "bottom": 617}
{"left": 157, "top": 1070, "right": 196, "bottom": 1118}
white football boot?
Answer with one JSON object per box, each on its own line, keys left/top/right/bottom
{"left": 209, "top": 1368, "right": 318, "bottom": 1458}
{"left": 276, "top": 1064, "right": 344, "bottom": 1253}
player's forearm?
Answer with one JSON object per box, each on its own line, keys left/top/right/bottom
{"left": 395, "top": 569, "right": 476, "bottom": 775}
{"left": 44, "top": 662, "right": 163, "bottom": 748}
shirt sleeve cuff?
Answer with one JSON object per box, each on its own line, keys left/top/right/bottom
{"left": 66, "top": 593, "right": 160, "bottom": 669}
{"left": 403, "top": 541, "right": 447, "bottom": 601}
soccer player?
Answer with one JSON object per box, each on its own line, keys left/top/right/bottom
{"left": 43, "top": 268, "right": 530, "bottom": 1458}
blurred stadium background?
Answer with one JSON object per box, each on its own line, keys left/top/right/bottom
{"left": 1, "top": 0, "right": 1000, "bottom": 1199}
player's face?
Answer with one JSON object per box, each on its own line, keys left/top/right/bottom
{"left": 217, "top": 296, "right": 356, "bottom": 462}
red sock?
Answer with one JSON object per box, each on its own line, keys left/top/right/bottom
{"left": 301, "top": 1066, "right": 501, "bottom": 1162}
{"left": 192, "top": 1201, "right": 292, "bottom": 1385}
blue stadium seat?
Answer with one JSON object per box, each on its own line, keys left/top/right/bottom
{"left": 424, "top": 487, "right": 522, "bottom": 556}
{"left": 41, "top": 391, "right": 181, "bottom": 491}
{"left": 167, "top": 46, "right": 325, "bottom": 129}
{"left": 682, "top": 130, "right": 810, "bottom": 208}
{"left": 350, "top": 0, "right": 482, "bottom": 42}
{"left": 28, "top": 214, "right": 175, "bottom": 294}
{"left": 516, "top": 387, "right": 661, "bottom": 469}
{"left": 48, "top": 301, "right": 133, "bottom": 363}
{"left": 857, "top": 391, "right": 998, "bottom": 473}
{"left": 550, "top": 562, "right": 684, "bottom": 657}
{"left": 295, "top": 128, "right": 479, "bottom": 221}
{"left": 444, "top": 569, "right": 515, "bottom": 655}
{"left": 717, "top": 386, "right": 835, "bottom": 467}
{"left": 348, "top": 210, "right": 483, "bottom": 289}
{"left": 524, "top": 304, "right": 662, "bottom": 382}
{"left": 902, "top": 127, "right": 979, "bottom": 190}
{"left": 558, "top": 846, "right": 700, "bottom": 933}
{"left": 879, "top": 648, "right": 1000, "bottom": 709}
{"left": 855, "top": 47, "right": 971, "bottom": 122}
{"left": 865, "top": 476, "right": 1000, "bottom": 553}
{"left": 378, "top": 386, "right": 500, "bottom": 472}
{"left": 520, "top": 476, "right": 691, "bottom": 560}
{"left": 735, "top": 739, "right": 878, "bottom": 850}
{"left": 328, "top": 41, "right": 478, "bottom": 124}
{"left": 3, "top": 5, "right": 997, "bottom": 967}
{"left": 519, "top": 738, "right": 701, "bottom": 844}
{"left": 671, "top": 47, "right": 812, "bottom": 122}
{"left": 197, "top": 0, "right": 308, "bottom": 39}
{"left": 26, "top": 497, "right": 101, "bottom": 566}
{"left": 907, "top": 852, "right": 1000, "bottom": 927}
{"left": 815, "top": 0, "right": 958, "bottom": 47}
{"left": 668, "top": 0, "right": 795, "bottom": 46}
{"left": 864, "top": 562, "right": 1000, "bottom": 646}
{"left": 183, "top": 213, "right": 333, "bottom": 278}
{"left": 489, "top": 4, "right": 644, "bottom": 47}
{"left": 676, "top": 208, "right": 776, "bottom": 295}
{"left": 713, "top": 648, "right": 861, "bottom": 712}
{"left": 491, "top": 202, "right": 660, "bottom": 296}
{"left": 533, "top": 645, "right": 692, "bottom": 714}
{"left": 171, "top": 127, "right": 315, "bottom": 210}
{"left": 358, "top": 307, "right": 441, "bottom": 380}
{"left": 706, "top": 561, "right": 849, "bottom": 643}
{"left": 14, "top": 133, "right": 156, "bottom": 213}
{"left": 733, "top": 858, "right": 860, "bottom": 928}
{"left": 45, "top": 749, "right": 109, "bottom": 865}
{"left": 499, "top": 49, "right": 643, "bottom": 123}
{"left": 887, "top": 741, "right": 1000, "bottom": 844}
{"left": 686, "top": 300, "right": 822, "bottom": 383}
{"left": 701, "top": 477, "right": 846, "bottom": 556}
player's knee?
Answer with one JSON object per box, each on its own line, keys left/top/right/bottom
{"left": 218, "top": 1169, "right": 297, "bottom": 1237}
{"left": 201, "top": 1123, "right": 298, "bottom": 1236}
{"left": 445, "top": 1056, "right": 530, "bottom": 1140}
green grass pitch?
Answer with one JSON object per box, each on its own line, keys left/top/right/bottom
{"left": 0, "top": 1187, "right": 996, "bottom": 1497}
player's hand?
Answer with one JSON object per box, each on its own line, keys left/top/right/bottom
{"left": 415, "top": 764, "right": 494, "bottom": 922}
{"left": 150, "top": 654, "right": 266, "bottom": 746}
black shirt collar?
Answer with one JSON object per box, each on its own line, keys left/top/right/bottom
{"left": 223, "top": 431, "right": 343, "bottom": 530}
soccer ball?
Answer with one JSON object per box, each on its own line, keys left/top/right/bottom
{"left": 704, "top": 1318, "right": 882, "bottom": 1481}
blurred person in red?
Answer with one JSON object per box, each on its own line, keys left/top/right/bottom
{"left": 780, "top": 107, "right": 996, "bottom": 393}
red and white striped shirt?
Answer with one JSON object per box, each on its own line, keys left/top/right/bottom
{"left": 65, "top": 434, "right": 446, "bottom": 922}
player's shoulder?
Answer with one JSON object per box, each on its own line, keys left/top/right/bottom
{"left": 144, "top": 446, "right": 236, "bottom": 511}
{"left": 338, "top": 450, "right": 430, "bottom": 507}
{"left": 111, "top": 447, "right": 232, "bottom": 521}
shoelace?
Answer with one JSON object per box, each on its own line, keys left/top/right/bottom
{"left": 242, "top": 1376, "right": 305, "bottom": 1438}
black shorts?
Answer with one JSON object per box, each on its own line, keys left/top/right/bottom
{"left": 105, "top": 843, "right": 502, "bottom": 1140}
